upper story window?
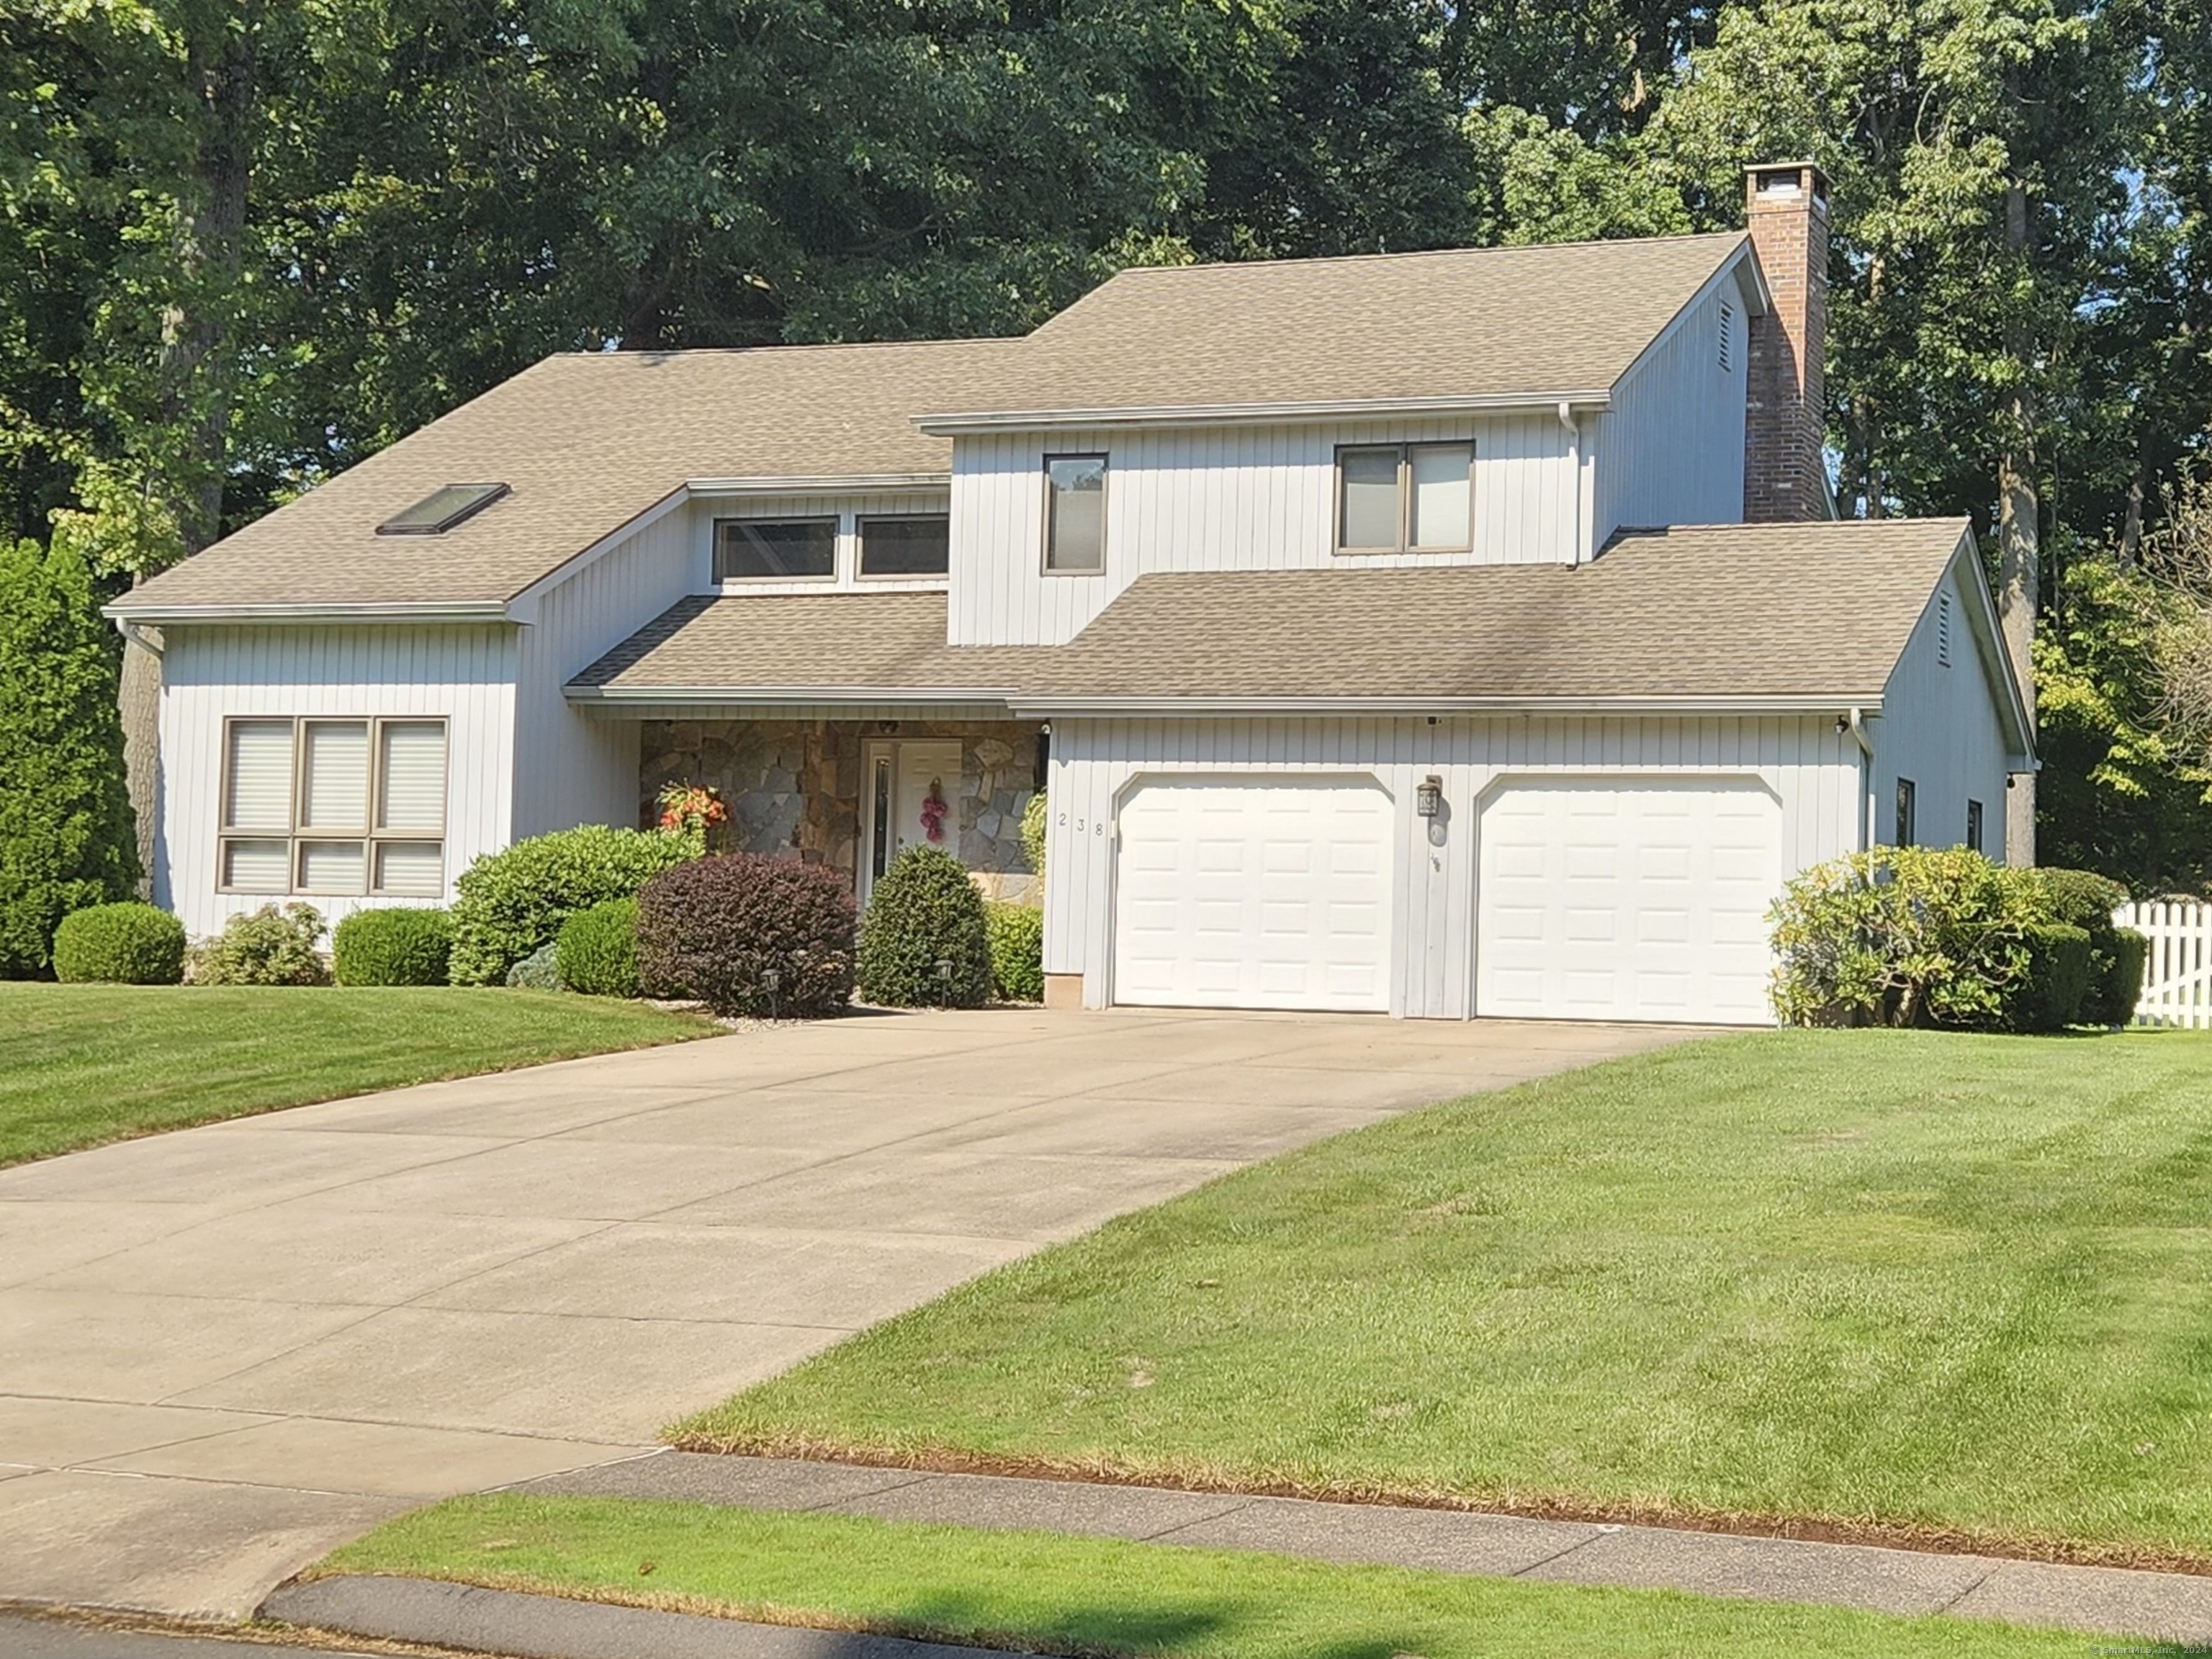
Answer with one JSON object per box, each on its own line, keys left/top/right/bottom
{"left": 1045, "top": 454, "right": 1107, "bottom": 572}
{"left": 1337, "top": 441, "right": 1473, "bottom": 554}
{"left": 860, "top": 514, "right": 950, "bottom": 577}
{"left": 717, "top": 518, "right": 836, "bottom": 580}
{"left": 220, "top": 716, "right": 448, "bottom": 898}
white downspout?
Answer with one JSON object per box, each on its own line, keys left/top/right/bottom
{"left": 1557, "top": 401, "right": 1584, "bottom": 566}
{"left": 1844, "top": 706, "right": 1876, "bottom": 848}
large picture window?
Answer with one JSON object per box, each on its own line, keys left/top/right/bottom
{"left": 1044, "top": 454, "right": 1107, "bottom": 572}
{"left": 1336, "top": 441, "right": 1473, "bottom": 553}
{"left": 716, "top": 518, "right": 837, "bottom": 580}
{"left": 220, "top": 717, "right": 449, "bottom": 897}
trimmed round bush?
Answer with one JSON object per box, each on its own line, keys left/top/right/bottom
{"left": 189, "top": 903, "right": 331, "bottom": 986}
{"left": 2090, "top": 927, "right": 2151, "bottom": 1027}
{"left": 52, "top": 902, "right": 184, "bottom": 985}
{"left": 986, "top": 901, "right": 1044, "bottom": 1002}
{"left": 2033, "top": 867, "right": 2141, "bottom": 1026}
{"left": 449, "top": 825, "right": 695, "bottom": 986}
{"left": 333, "top": 907, "right": 454, "bottom": 987}
{"left": 858, "top": 845, "right": 992, "bottom": 1009}
{"left": 637, "top": 853, "right": 855, "bottom": 1017}
{"left": 558, "top": 897, "right": 641, "bottom": 998}
{"left": 505, "top": 940, "right": 562, "bottom": 989}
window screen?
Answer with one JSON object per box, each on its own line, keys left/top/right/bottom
{"left": 1045, "top": 456, "right": 1106, "bottom": 572}
{"left": 1408, "top": 444, "right": 1473, "bottom": 549}
{"left": 1339, "top": 447, "right": 1401, "bottom": 550}
{"left": 860, "top": 516, "right": 950, "bottom": 577}
{"left": 717, "top": 518, "right": 837, "bottom": 580}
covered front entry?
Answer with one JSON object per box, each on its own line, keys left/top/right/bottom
{"left": 1475, "top": 776, "right": 1781, "bottom": 1024}
{"left": 1112, "top": 775, "right": 1393, "bottom": 1012}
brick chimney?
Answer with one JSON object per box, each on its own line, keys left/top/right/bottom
{"left": 1743, "top": 161, "right": 1831, "bottom": 522}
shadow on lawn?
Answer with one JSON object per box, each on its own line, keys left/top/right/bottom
{"left": 866, "top": 1591, "right": 1421, "bottom": 1659}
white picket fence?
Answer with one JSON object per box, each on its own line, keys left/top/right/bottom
{"left": 2118, "top": 902, "right": 2212, "bottom": 1029}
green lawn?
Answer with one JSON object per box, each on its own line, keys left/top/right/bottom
{"left": 313, "top": 1496, "right": 2099, "bottom": 1659}
{"left": 679, "top": 1028, "right": 2212, "bottom": 1567}
{"left": 0, "top": 983, "right": 714, "bottom": 1166}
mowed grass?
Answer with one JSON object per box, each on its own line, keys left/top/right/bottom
{"left": 315, "top": 1496, "right": 2101, "bottom": 1659}
{"left": 680, "top": 1028, "right": 2212, "bottom": 1565}
{"left": 0, "top": 982, "right": 714, "bottom": 1166}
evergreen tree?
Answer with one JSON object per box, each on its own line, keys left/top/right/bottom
{"left": 0, "top": 538, "right": 139, "bottom": 976}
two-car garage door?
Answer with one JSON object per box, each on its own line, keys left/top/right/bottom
{"left": 1109, "top": 773, "right": 1781, "bottom": 1024}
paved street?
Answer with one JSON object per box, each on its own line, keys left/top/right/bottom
{"left": 0, "top": 1006, "right": 1681, "bottom": 1620}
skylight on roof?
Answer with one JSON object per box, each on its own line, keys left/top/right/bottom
{"left": 375, "top": 482, "right": 510, "bottom": 536}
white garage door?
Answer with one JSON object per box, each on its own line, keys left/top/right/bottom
{"left": 1113, "top": 777, "right": 1392, "bottom": 1012}
{"left": 1477, "top": 778, "right": 1781, "bottom": 1025}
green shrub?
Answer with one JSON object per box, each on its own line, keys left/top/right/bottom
{"left": 0, "top": 538, "right": 138, "bottom": 976}
{"left": 189, "top": 903, "right": 331, "bottom": 986}
{"left": 2090, "top": 927, "right": 2150, "bottom": 1027}
{"left": 1768, "top": 846, "right": 2050, "bottom": 1028}
{"left": 858, "top": 846, "right": 992, "bottom": 1008}
{"left": 332, "top": 907, "right": 453, "bottom": 986}
{"left": 558, "top": 897, "right": 641, "bottom": 998}
{"left": 506, "top": 940, "right": 561, "bottom": 989}
{"left": 2010, "top": 922, "right": 2094, "bottom": 1032}
{"left": 636, "top": 854, "right": 855, "bottom": 1017}
{"left": 51, "top": 902, "right": 184, "bottom": 984}
{"left": 986, "top": 902, "right": 1045, "bottom": 1002}
{"left": 2034, "top": 868, "right": 2139, "bottom": 1025}
{"left": 1019, "top": 790, "right": 1049, "bottom": 884}
{"left": 449, "top": 825, "right": 694, "bottom": 986}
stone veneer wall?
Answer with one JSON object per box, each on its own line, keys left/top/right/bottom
{"left": 640, "top": 719, "right": 1041, "bottom": 902}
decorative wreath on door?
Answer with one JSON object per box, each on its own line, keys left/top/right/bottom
{"left": 918, "top": 779, "right": 950, "bottom": 843}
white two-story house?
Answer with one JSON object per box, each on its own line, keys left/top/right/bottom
{"left": 112, "top": 162, "right": 2033, "bottom": 1025}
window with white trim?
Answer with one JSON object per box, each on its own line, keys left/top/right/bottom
{"left": 1336, "top": 441, "right": 1473, "bottom": 553}
{"left": 220, "top": 717, "right": 449, "bottom": 897}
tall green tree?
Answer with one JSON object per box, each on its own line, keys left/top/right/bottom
{"left": 0, "top": 538, "right": 138, "bottom": 976}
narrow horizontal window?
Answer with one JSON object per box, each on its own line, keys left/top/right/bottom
{"left": 860, "top": 515, "right": 950, "bottom": 577}
{"left": 716, "top": 518, "right": 837, "bottom": 580}
{"left": 1045, "top": 455, "right": 1106, "bottom": 572}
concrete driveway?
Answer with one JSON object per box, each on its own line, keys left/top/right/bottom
{"left": 0, "top": 1007, "right": 1683, "bottom": 1619}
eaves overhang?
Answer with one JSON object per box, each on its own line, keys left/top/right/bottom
{"left": 565, "top": 684, "right": 1025, "bottom": 709}
{"left": 1007, "top": 693, "right": 1890, "bottom": 720}
{"left": 103, "top": 598, "right": 514, "bottom": 626}
{"left": 915, "top": 390, "right": 1616, "bottom": 436}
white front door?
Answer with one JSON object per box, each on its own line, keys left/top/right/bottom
{"left": 1112, "top": 775, "right": 1393, "bottom": 1012}
{"left": 1475, "top": 777, "right": 1781, "bottom": 1025}
{"left": 863, "top": 739, "right": 961, "bottom": 896}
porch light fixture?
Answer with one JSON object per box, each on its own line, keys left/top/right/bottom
{"left": 1416, "top": 775, "right": 1444, "bottom": 818}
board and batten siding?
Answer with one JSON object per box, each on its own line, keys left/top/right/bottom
{"left": 1593, "top": 282, "right": 1749, "bottom": 543}
{"left": 156, "top": 623, "right": 516, "bottom": 939}
{"left": 513, "top": 500, "right": 700, "bottom": 837}
{"left": 949, "top": 415, "right": 1588, "bottom": 646}
{"left": 1870, "top": 559, "right": 2015, "bottom": 859}
{"left": 1045, "top": 714, "right": 1863, "bottom": 1018}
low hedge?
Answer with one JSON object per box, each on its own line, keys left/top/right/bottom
{"left": 637, "top": 853, "right": 855, "bottom": 1017}
{"left": 2008, "top": 922, "right": 2093, "bottom": 1033}
{"left": 449, "top": 825, "right": 695, "bottom": 986}
{"left": 858, "top": 846, "right": 992, "bottom": 1008}
{"left": 332, "top": 907, "right": 453, "bottom": 986}
{"left": 2090, "top": 927, "right": 2150, "bottom": 1027}
{"left": 558, "top": 897, "right": 641, "bottom": 998}
{"left": 51, "top": 902, "right": 185, "bottom": 985}
{"left": 986, "top": 902, "right": 1045, "bottom": 1002}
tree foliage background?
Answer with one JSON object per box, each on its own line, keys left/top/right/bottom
{"left": 3, "top": 0, "right": 2208, "bottom": 895}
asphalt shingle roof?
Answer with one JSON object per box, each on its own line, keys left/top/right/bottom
{"left": 572, "top": 519, "right": 1972, "bottom": 707}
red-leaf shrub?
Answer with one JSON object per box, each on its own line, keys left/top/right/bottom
{"left": 637, "top": 853, "right": 855, "bottom": 1017}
